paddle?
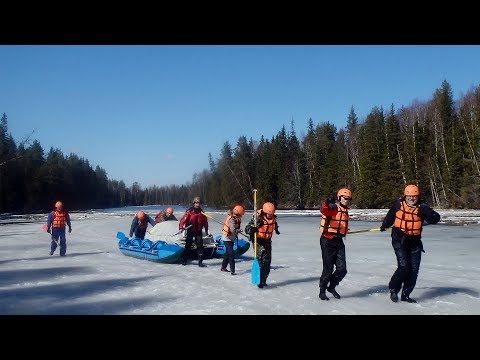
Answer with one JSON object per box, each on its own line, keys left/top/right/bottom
{"left": 347, "top": 227, "right": 387, "bottom": 235}
{"left": 171, "top": 224, "right": 192, "bottom": 236}
{"left": 251, "top": 189, "right": 260, "bottom": 285}
{"left": 42, "top": 223, "right": 59, "bottom": 246}
{"left": 348, "top": 222, "right": 431, "bottom": 235}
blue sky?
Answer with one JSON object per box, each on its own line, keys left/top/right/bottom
{"left": 1, "top": 45, "right": 480, "bottom": 188}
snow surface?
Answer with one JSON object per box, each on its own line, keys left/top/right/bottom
{"left": 1, "top": 208, "right": 479, "bottom": 315}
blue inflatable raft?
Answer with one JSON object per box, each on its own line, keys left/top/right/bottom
{"left": 116, "top": 231, "right": 185, "bottom": 263}
{"left": 213, "top": 235, "right": 250, "bottom": 258}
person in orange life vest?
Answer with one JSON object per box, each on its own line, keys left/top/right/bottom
{"left": 129, "top": 211, "right": 156, "bottom": 240}
{"left": 46, "top": 201, "right": 72, "bottom": 256}
{"left": 380, "top": 184, "right": 440, "bottom": 304}
{"left": 220, "top": 204, "right": 245, "bottom": 275}
{"left": 179, "top": 197, "right": 210, "bottom": 267}
{"left": 245, "top": 202, "right": 280, "bottom": 288}
{"left": 318, "top": 188, "right": 352, "bottom": 301}
{"left": 154, "top": 207, "right": 177, "bottom": 223}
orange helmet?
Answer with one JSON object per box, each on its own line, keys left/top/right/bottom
{"left": 404, "top": 184, "right": 420, "bottom": 196}
{"left": 165, "top": 207, "right": 173, "bottom": 216}
{"left": 136, "top": 211, "right": 146, "bottom": 220}
{"left": 233, "top": 205, "right": 245, "bottom": 216}
{"left": 337, "top": 188, "right": 352, "bottom": 199}
{"left": 262, "top": 202, "right": 275, "bottom": 215}
{"left": 55, "top": 201, "right": 63, "bottom": 209}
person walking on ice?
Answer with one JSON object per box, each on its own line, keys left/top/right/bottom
{"left": 46, "top": 201, "right": 72, "bottom": 257}
{"left": 380, "top": 184, "right": 440, "bottom": 303}
{"left": 318, "top": 188, "right": 352, "bottom": 300}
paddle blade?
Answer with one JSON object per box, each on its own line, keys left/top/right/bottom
{"left": 251, "top": 259, "right": 260, "bottom": 285}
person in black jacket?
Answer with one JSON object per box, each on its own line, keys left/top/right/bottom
{"left": 129, "top": 211, "right": 156, "bottom": 240}
{"left": 380, "top": 184, "right": 440, "bottom": 303}
{"left": 245, "top": 202, "right": 280, "bottom": 288}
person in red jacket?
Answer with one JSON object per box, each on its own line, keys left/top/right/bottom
{"left": 179, "top": 197, "right": 210, "bottom": 267}
{"left": 46, "top": 201, "right": 72, "bottom": 257}
{"left": 318, "top": 188, "right": 352, "bottom": 300}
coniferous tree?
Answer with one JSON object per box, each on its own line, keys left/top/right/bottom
{"left": 315, "top": 122, "right": 338, "bottom": 202}
{"left": 286, "top": 120, "right": 305, "bottom": 209}
{"left": 303, "top": 118, "right": 318, "bottom": 207}
{"left": 383, "top": 104, "right": 404, "bottom": 202}
{"left": 231, "top": 135, "right": 255, "bottom": 208}
{"left": 346, "top": 106, "right": 361, "bottom": 188}
{"left": 356, "top": 106, "right": 386, "bottom": 207}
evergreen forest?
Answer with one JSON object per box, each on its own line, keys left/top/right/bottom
{"left": 1, "top": 80, "right": 479, "bottom": 213}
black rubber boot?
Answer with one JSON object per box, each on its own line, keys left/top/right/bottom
{"left": 327, "top": 285, "right": 341, "bottom": 299}
{"left": 401, "top": 292, "right": 417, "bottom": 303}
{"left": 198, "top": 256, "right": 207, "bottom": 267}
{"left": 181, "top": 258, "right": 187, "bottom": 266}
{"left": 390, "top": 290, "right": 399, "bottom": 302}
{"left": 319, "top": 290, "right": 329, "bottom": 301}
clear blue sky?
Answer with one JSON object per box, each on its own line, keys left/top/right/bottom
{"left": 1, "top": 45, "right": 480, "bottom": 188}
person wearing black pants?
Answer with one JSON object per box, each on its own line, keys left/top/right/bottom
{"left": 318, "top": 188, "right": 352, "bottom": 300}
{"left": 319, "top": 235, "right": 347, "bottom": 297}
{"left": 245, "top": 202, "right": 280, "bottom": 288}
{"left": 380, "top": 184, "right": 440, "bottom": 303}
{"left": 179, "top": 197, "right": 210, "bottom": 267}
{"left": 220, "top": 205, "right": 245, "bottom": 275}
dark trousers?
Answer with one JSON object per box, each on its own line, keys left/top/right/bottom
{"left": 389, "top": 238, "right": 422, "bottom": 296}
{"left": 256, "top": 238, "right": 272, "bottom": 285}
{"left": 182, "top": 231, "right": 204, "bottom": 260}
{"left": 319, "top": 235, "right": 347, "bottom": 290}
{"left": 134, "top": 228, "right": 147, "bottom": 240}
{"left": 51, "top": 228, "right": 67, "bottom": 256}
{"left": 221, "top": 240, "right": 235, "bottom": 272}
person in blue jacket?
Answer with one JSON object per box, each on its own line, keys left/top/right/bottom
{"left": 129, "top": 211, "right": 156, "bottom": 240}
{"left": 46, "top": 201, "right": 72, "bottom": 256}
{"left": 380, "top": 184, "right": 440, "bottom": 304}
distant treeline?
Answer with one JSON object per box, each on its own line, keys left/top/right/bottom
{"left": 1, "top": 80, "right": 479, "bottom": 213}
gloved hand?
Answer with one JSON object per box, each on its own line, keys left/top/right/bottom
{"left": 380, "top": 226, "right": 387, "bottom": 232}
{"left": 248, "top": 226, "right": 258, "bottom": 236}
{"left": 47, "top": 228, "right": 51, "bottom": 234}
{"left": 417, "top": 203, "right": 428, "bottom": 217}
{"left": 68, "top": 227, "right": 72, "bottom": 233}
{"left": 275, "top": 229, "right": 280, "bottom": 235}
{"left": 326, "top": 195, "right": 336, "bottom": 204}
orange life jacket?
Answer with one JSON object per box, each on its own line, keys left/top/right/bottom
{"left": 255, "top": 210, "right": 275, "bottom": 240}
{"left": 222, "top": 214, "right": 241, "bottom": 236}
{"left": 52, "top": 210, "right": 67, "bottom": 228}
{"left": 319, "top": 203, "right": 349, "bottom": 236}
{"left": 393, "top": 201, "right": 422, "bottom": 235}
